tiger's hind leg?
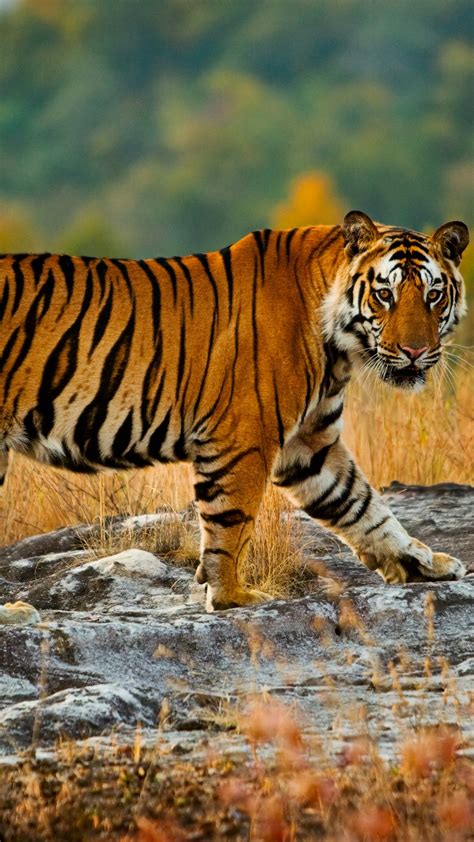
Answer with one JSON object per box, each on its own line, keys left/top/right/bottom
{"left": 193, "top": 444, "right": 272, "bottom": 611}
{"left": 0, "top": 446, "right": 9, "bottom": 486}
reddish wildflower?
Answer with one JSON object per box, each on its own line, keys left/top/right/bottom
{"left": 252, "top": 794, "right": 291, "bottom": 842}
{"left": 437, "top": 790, "right": 472, "bottom": 832}
{"left": 124, "top": 816, "right": 186, "bottom": 842}
{"left": 338, "top": 737, "right": 371, "bottom": 767}
{"left": 240, "top": 700, "right": 302, "bottom": 750}
{"left": 218, "top": 777, "right": 257, "bottom": 815}
{"left": 287, "top": 771, "right": 338, "bottom": 809}
{"left": 401, "top": 728, "right": 460, "bottom": 778}
{"left": 352, "top": 806, "right": 397, "bottom": 840}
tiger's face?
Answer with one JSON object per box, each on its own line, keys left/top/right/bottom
{"left": 329, "top": 210, "right": 469, "bottom": 390}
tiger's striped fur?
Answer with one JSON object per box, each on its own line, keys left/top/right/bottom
{"left": 0, "top": 211, "right": 469, "bottom": 608}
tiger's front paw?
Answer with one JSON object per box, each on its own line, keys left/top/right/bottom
{"left": 414, "top": 551, "right": 466, "bottom": 582}
{"left": 375, "top": 542, "right": 466, "bottom": 585}
{"left": 206, "top": 585, "right": 272, "bottom": 612}
{"left": 361, "top": 538, "right": 466, "bottom": 585}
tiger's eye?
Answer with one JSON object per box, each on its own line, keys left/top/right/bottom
{"left": 376, "top": 288, "right": 393, "bottom": 304}
{"left": 427, "top": 289, "right": 442, "bottom": 303}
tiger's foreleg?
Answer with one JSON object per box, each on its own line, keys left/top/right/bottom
{"left": 193, "top": 445, "right": 271, "bottom": 611}
{"left": 273, "top": 435, "right": 466, "bottom": 584}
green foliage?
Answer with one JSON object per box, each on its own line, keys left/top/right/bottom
{"left": 0, "top": 0, "right": 472, "bottom": 260}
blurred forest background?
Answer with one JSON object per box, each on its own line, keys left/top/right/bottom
{"left": 0, "top": 0, "right": 472, "bottom": 258}
{"left": 0, "top": 0, "right": 473, "bottom": 542}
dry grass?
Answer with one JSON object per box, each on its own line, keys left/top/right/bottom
{"left": 241, "top": 488, "right": 308, "bottom": 598}
{"left": 345, "top": 361, "right": 473, "bottom": 487}
{"left": 2, "top": 718, "right": 471, "bottom": 841}
{"left": 0, "top": 460, "right": 195, "bottom": 547}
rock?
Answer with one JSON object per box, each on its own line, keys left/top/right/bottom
{"left": 0, "top": 485, "right": 472, "bottom": 761}
{"left": 0, "top": 601, "right": 40, "bottom": 626}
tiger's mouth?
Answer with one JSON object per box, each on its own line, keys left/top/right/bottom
{"left": 380, "top": 364, "right": 427, "bottom": 390}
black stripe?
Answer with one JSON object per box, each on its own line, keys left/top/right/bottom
{"left": 364, "top": 514, "right": 390, "bottom": 536}
{"left": 0, "top": 327, "right": 20, "bottom": 374}
{"left": 203, "top": 548, "right": 232, "bottom": 558}
{"left": 285, "top": 228, "right": 297, "bottom": 260}
{"left": 58, "top": 255, "right": 75, "bottom": 303}
{"left": 305, "top": 463, "right": 356, "bottom": 521}
{"left": 74, "top": 299, "right": 136, "bottom": 462}
{"left": 110, "top": 258, "right": 133, "bottom": 293}
{"left": 326, "top": 463, "right": 357, "bottom": 524}
{"left": 194, "top": 253, "right": 219, "bottom": 312}
{"left": 273, "top": 442, "right": 334, "bottom": 488}
{"left": 275, "top": 231, "right": 282, "bottom": 263}
{"left": 11, "top": 259, "right": 25, "bottom": 316}
{"left": 95, "top": 260, "right": 109, "bottom": 302}
{"left": 148, "top": 368, "right": 166, "bottom": 430}
{"left": 30, "top": 253, "right": 50, "bottom": 285}
{"left": 23, "top": 408, "right": 38, "bottom": 442}
{"left": 302, "top": 367, "right": 313, "bottom": 420}
{"left": 112, "top": 408, "right": 134, "bottom": 457}
{"left": 148, "top": 407, "right": 172, "bottom": 460}
{"left": 357, "top": 279, "right": 366, "bottom": 312}
{"left": 140, "top": 334, "right": 163, "bottom": 432}
{"left": 155, "top": 257, "right": 178, "bottom": 306}
{"left": 196, "top": 446, "right": 259, "bottom": 487}
{"left": 173, "top": 418, "right": 188, "bottom": 461}
{"left": 408, "top": 249, "right": 428, "bottom": 262}
{"left": 194, "top": 479, "right": 225, "bottom": 502}
{"left": 318, "top": 340, "right": 340, "bottom": 401}
{"left": 0, "top": 278, "right": 9, "bottom": 316}
{"left": 4, "top": 278, "right": 56, "bottom": 399}
{"left": 252, "top": 230, "right": 268, "bottom": 283}
{"left": 313, "top": 403, "right": 343, "bottom": 432}
{"left": 192, "top": 365, "right": 227, "bottom": 437}
{"left": 273, "top": 375, "right": 285, "bottom": 447}
{"left": 89, "top": 285, "right": 114, "bottom": 356}
{"left": 200, "top": 508, "right": 252, "bottom": 528}
{"left": 340, "top": 486, "right": 373, "bottom": 528}
{"left": 174, "top": 256, "right": 194, "bottom": 317}
{"left": 220, "top": 245, "right": 234, "bottom": 321}
{"left": 192, "top": 308, "right": 218, "bottom": 425}
{"left": 302, "top": 473, "right": 341, "bottom": 517}
{"left": 37, "top": 269, "right": 55, "bottom": 323}
{"left": 251, "top": 255, "right": 265, "bottom": 426}
{"left": 175, "top": 308, "right": 186, "bottom": 402}
{"left": 390, "top": 250, "right": 406, "bottom": 262}
{"left": 36, "top": 269, "right": 94, "bottom": 437}
{"left": 138, "top": 260, "right": 161, "bottom": 345}
{"left": 204, "top": 307, "right": 241, "bottom": 437}
{"left": 194, "top": 444, "right": 235, "bottom": 465}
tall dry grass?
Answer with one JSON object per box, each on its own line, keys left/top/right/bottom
{"left": 345, "top": 360, "right": 473, "bottom": 487}
{"left": 1, "top": 365, "right": 472, "bottom": 574}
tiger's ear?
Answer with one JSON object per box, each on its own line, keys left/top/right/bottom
{"left": 342, "top": 210, "right": 378, "bottom": 258}
{"left": 432, "top": 221, "right": 469, "bottom": 266}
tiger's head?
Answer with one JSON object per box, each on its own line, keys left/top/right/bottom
{"left": 327, "top": 210, "right": 469, "bottom": 390}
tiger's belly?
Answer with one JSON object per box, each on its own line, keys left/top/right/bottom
{"left": 6, "top": 394, "right": 186, "bottom": 473}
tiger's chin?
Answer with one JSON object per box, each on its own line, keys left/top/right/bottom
{"left": 381, "top": 366, "right": 427, "bottom": 392}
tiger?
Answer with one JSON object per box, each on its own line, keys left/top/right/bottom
{"left": 0, "top": 210, "right": 469, "bottom": 609}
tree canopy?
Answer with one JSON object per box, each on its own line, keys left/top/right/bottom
{"left": 0, "top": 0, "right": 472, "bottom": 258}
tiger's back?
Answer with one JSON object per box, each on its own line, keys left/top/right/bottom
{"left": 0, "top": 227, "right": 328, "bottom": 477}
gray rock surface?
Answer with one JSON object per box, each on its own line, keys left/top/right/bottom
{"left": 0, "top": 483, "right": 472, "bottom": 761}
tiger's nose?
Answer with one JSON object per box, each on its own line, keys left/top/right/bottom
{"left": 399, "top": 344, "right": 429, "bottom": 361}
